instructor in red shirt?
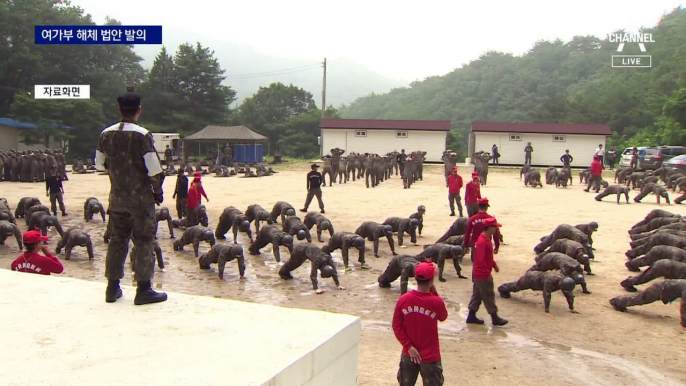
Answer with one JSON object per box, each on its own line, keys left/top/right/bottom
{"left": 462, "top": 198, "right": 500, "bottom": 262}
{"left": 464, "top": 172, "right": 481, "bottom": 217}
{"left": 584, "top": 155, "right": 603, "bottom": 193}
{"left": 185, "top": 178, "right": 202, "bottom": 226}
{"left": 467, "top": 217, "right": 508, "bottom": 326}
{"left": 393, "top": 262, "right": 448, "bottom": 386}
{"left": 11, "top": 230, "right": 63, "bottom": 275}
{"left": 446, "top": 166, "right": 463, "bottom": 217}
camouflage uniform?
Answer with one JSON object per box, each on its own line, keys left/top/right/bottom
{"left": 530, "top": 252, "right": 590, "bottom": 293}
{"left": 28, "top": 211, "right": 64, "bottom": 237}
{"left": 416, "top": 244, "right": 466, "bottom": 281}
{"left": 595, "top": 185, "right": 631, "bottom": 204}
{"left": 0, "top": 200, "right": 16, "bottom": 224}
{"left": 498, "top": 271, "right": 575, "bottom": 312}
{"left": 25, "top": 204, "right": 50, "bottom": 226}
{"left": 633, "top": 182, "right": 670, "bottom": 205}
{"left": 356, "top": 221, "right": 396, "bottom": 257}
{"left": 631, "top": 209, "right": 679, "bottom": 229}
{"left": 610, "top": 279, "right": 686, "bottom": 327}
{"left": 626, "top": 233, "right": 686, "bottom": 259}
{"left": 575, "top": 223, "right": 597, "bottom": 248}
{"left": 278, "top": 244, "right": 341, "bottom": 291}
{"left": 247, "top": 224, "right": 293, "bottom": 262}
{"left": 524, "top": 169, "right": 543, "bottom": 187}
{"left": 270, "top": 201, "right": 296, "bottom": 224}
{"left": 625, "top": 245, "right": 686, "bottom": 271}
{"left": 283, "top": 215, "right": 312, "bottom": 243}
{"left": 322, "top": 231, "right": 366, "bottom": 269}
{"left": 95, "top": 118, "right": 164, "bottom": 283}
{"left": 630, "top": 229, "right": 686, "bottom": 249}
{"left": 0, "top": 220, "right": 22, "bottom": 250}
{"left": 15, "top": 197, "right": 41, "bottom": 219}
{"left": 84, "top": 197, "right": 106, "bottom": 222}
{"left": 131, "top": 241, "right": 164, "bottom": 270}
{"left": 55, "top": 227, "right": 94, "bottom": 260}
{"left": 534, "top": 224, "right": 591, "bottom": 254}
{"left": 440, "top": 235, "right": 465, "bottom": 246}
{"left": 630, "top": 221, "right": 686, "bottom": 241}
{"left": 215, "top": 206, "right": 253, "bottom": 244}
{"left": 382, "top": 217, "right": 418, "bottom": 247}
{"left": 409, "top": 211, "right": 424, "bottom": 236}
{"left": 245, "top": 204, "right": 273, "bottom": 234}
{"left": 199, "top": 244, "right": 246, "bottom": 279}
{"left": 173, "top": 226, "right": 215, "bottom": 257}
{"left": 377, "top": 254, "right": 419, "bottom": 294}
{"left": 154, "top": 207, "right": 175, "bottom": 239}
{"left": 548, "top": 238, "right": 592, "bottom": 273}
{"left": 621, "top": 260, "right": 686, "bottom": 292}
{"left": 630, "top": 217, "right": 683, "bottom": 235}
{"left": 435, "top": 217, "right": 468, "bottom": 243}
{"left": 303, "top": 211, "right": 334, "bottom": 242}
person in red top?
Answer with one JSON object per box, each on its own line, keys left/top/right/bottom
{"left": 192, "top": 172, "right": 210, "bottom": 203}
{"left": 464, "top": 172, "right": 482, "bottom": 217}
{"left": 467, "top": 217, "right": 508, "bottom": 326}
{"left": 11, "top": 230, "right": 63, "bottom": 275}
{"left": 462, "top": 198, "right": 500, "bottom": 262}
{"left": 446, "top": 166, "right": 463, "bottom": 217}
{"left": 393, "top": 262, "right": 448, "bottom": 386}
{"left": 185, "top": 178, "right": 202, "bottom": 226}
{"left": 584, "top": 155, "right": 603, "bottom": 193}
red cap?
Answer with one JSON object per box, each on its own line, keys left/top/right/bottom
{"left": 452, "top": 166, "right": 458, "bottom": 171}
{"left": 414, "top": 262, "right": 436, "bottom": 280}
{"left": 472, "top": 172, "right": 479, "bottom": 178}
{"left": 483, "top": 217, "right": 502, "bottom": 228}
{"left": 23, "top": 230, "right": 48, "bottom": 244}
{"left": 478, "top": 198, "right": 490, "bottom": 206}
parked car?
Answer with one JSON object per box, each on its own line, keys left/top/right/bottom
{"left": 619, "top": 147, "right": 647, "bottom": 168}
{"left": 662, "top": 154, "right": 686, "bottom": 175}
{"left": 640, "top": 146, "right": 686, "bottom": 170}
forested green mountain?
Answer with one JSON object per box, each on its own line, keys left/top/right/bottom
{"left": 340, "top": 7, "right": 686, "bottom": 154}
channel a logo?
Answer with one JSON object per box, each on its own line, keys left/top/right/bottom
{"left": 609, "top": 33, "right": 654, "bottom": 68}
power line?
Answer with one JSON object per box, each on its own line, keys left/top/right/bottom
{"left": 224, "top": 64, "right": 322, "bottom": 79}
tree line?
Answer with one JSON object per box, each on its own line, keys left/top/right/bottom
{"left": 340, "top": 7, "right": 686, "bottom": 154}
{"left": 1, "top": 0, "right": 337, "bottom": 160}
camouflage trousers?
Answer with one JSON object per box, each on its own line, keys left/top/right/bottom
{"left": 397, "top": 355, "right": 444, "bottom": 386}
{"left": 465, "top": 203, "right": 478, "bottom": 218}
{"left": 105, "top": 204, "right": 156, "bottom": 282}
{"left": 185, "top": 206, "right": 199, "bottom": 227}
{"left": 498, "top": 275, "right": 533, "bottom": 294}
{"left": 611, "top": 283, "right": 661, "bottom": 309}
{"left": 469, "top": 276, "right": 498, "bottom": 314}
{"left": 304, "top": 188, "right": 324, "bottom": 211}
{"left": 175, "top": 197, "right": 187, "bottom": 219}
{"left": 585, "top": 175, "right": 602, "bottom": 192}
{"left": 49, "top": 192, "right": 65, "bottom": 215}
{"left": 626, "top": 260, "right": 686, "bottom": 286}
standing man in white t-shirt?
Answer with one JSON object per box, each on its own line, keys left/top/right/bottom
{"left": 595, "top": 144, "right": 605, "bottom": 169}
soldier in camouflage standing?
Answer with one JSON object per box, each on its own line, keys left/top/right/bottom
{"left": 95, "top": 87, "right": 167, "bottom": 305}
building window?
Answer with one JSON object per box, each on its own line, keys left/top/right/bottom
{"left": 553, "top": 135, "right": 566, "bottom": 142}
{"left": 396, "top": 131, "right": 408, "bottom": 138}
{"left": 355, "top": 130, "right": 367, "bottom": 137}
{"left": 509, "top": 134, "right": 521, "bottom": 141}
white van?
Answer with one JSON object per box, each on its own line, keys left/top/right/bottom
{"left": 151, "top": 133, "right": 181, "bottom": 161}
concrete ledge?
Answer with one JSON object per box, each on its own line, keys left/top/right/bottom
{"left": 0, "top": 270, "right": 360, "bottom": 386}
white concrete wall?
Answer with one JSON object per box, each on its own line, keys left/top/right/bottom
{"left": 0, "top": 270, "right": 361, "bottom": 386}
{"left": 321, "top": 128, "right": 446, "bottom": 162}
{"left": 0, "top": 124, "right": 63, "bottom": 152}
{"left": 473, "top": 132, "right": 607, "bottom": 167}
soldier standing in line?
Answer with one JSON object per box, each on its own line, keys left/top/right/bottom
{"left": 94, "top": 87, "right": 167, "bottom": 305}
{"left": 524, "top": 142, "right": 533, "bottom": 165}
{"left": 300, "top": 163, "right": 325, "bottom": 214}
{"left": 164, "top": 145, "right": 174, "bottom": 172}
{"left": 397, "top": 149, "right": 407, "bottom": 177}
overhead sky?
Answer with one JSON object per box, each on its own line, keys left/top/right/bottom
{"left": 69, "top": 0, "right": 683, "bottom": 81}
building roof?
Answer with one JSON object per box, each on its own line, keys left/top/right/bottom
{"left": 184, "top": 125, "right": 267, "bottom": 142}
{"left": 320, "top": 118, "right": 451, "bottom": 132}
{"left": 471, "top": 121, "right": 612, "bottom": 135}
{"left": 0, "top": 117, "right": 71, "bottom": 130}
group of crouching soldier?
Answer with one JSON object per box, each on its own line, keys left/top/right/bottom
{"left": 319, "top": 148, "right": 427, "bottom": 189}
{"left": 593, "top": 165, "right": 685, "bottom": 204}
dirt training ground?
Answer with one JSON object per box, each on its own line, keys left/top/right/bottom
{"left": 1, "top": 164, "right": 685, "bottom": 385}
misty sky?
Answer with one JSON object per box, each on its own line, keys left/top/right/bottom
{"left": 69, "top": 0, "right": 683, "bottom": 81}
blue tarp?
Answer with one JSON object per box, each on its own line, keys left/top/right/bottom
{"left": 234, "top": 144, "right": 263, "bottom": 163}
{"left": 0, "top": 117, "right": 72, "bottom": 130}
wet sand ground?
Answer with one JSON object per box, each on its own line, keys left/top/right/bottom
{"left": 1, "top": 164, "right": 685, "bottom": 385}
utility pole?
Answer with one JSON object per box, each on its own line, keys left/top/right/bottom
{"left": 321, "top": 58, "right": 327, "bottom": 118}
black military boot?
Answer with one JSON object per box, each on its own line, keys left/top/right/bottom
{"left": 105, "top": 279, "right": 123, "bottom": 303}
{"left": 134, "top": 281, "right": 168, "bottom": 305}
{"left": 491, "top": 313, "right": 509, "bottom": 326}
{"left": 466, "top": 310, "right": 484, "bottom": 324}
{"left": 620, "top": 278, "right": 638, "bottom": 292}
